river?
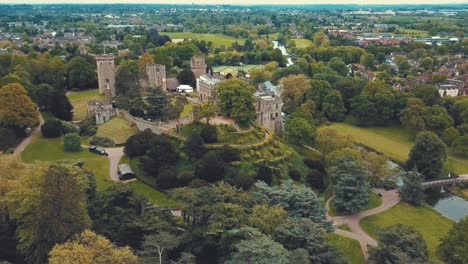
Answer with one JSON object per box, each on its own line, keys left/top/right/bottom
{"left": 425, "top": 188, "right": 468, "bottom": 221}
{"left": 272, "top": 41, "right": 294, "bottom": 67}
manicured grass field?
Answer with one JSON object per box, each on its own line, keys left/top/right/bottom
{"left": 328, "top": 233, "right": 365, "bottom": 264}
{"left": 161, "top": 32, "right": 245, "bottom": 48}
{"left": 328, "top": 193, "right": 382, "bottom": 217}
{"left": 360, "top": 203, "right": 454, "bottom": 262}
{"left": 67, "top": 89, "right": 105, "bottom": 121}
{"left": 329, "top": 122, "right": 468, "bottom": 174}
{"left": 293, "top": 38, "right": 313, "bottom": 48}
{"left": 21, "top": 136, "right": 111, "bottom": 191}
{"left": 96, "top": 116, "right": 139, "bottom": 145}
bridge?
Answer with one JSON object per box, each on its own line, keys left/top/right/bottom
{"left": 422, "top": 175, "right": 468, "bottom": 188}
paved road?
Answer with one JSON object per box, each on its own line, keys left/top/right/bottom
{"left": 104, "top": 147, "right": 124, "bottom": 181}
{"left": 12, "top": 114, "right": 44, "bottom": 157}
{"left": 326, "top": 188, "right": 401, "bottom": 260}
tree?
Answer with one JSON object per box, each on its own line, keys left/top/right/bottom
{"left": 177, "top": 68, "right": 196, "bottom": 88}
{"left": 8, "top": 163, "right": 91, "bottom": 263}
{"left": 124, "top": 129, "right": 156, "bottom": 158}
{"left": 313, "top": 31, "right": 330, "bottom": 47}
{"left": 307, "top": 79, "right": 332, "bottom": 111}
{"left": 141, "top": 135, "right": 179, "bottom": 176}
{"left": 452, "top": 135, "right": 468, "bottom": 158}
{"left": 41, "top": 119, "right": 63, "bottom": 138}
{"left": 279, "top": 74, "right": 310, "bottom": 114}
{"left": 420, "top": 57, "right": 434, "bottom": 71}
{"left": 193, "top": 101, "right": 217, "bottom": 124}
{"left": 362, "top": 152, "right": 395, "bottom": 185}
{"left": 314, "top": 126, "right": 352, "bottom": 161}
{"left": 249, "top": 204, "right": 287, "bottom": 234}
{"left": 49, "top": 90, "right": 73, "bottom": 121}
{"left": 145, "top": 88, "right": 169, "bottom": 121}
{"left": 331, "top": 157, "right": 370, "bottom": 214}
{"left": 139, "top": 53, "right": 154, "bottom": 76}
{"left": 441, "top": 127, "right": 460, "bottom": 146}
{"left": 400, "top": 170, "right": 425, "bottom": 206}
{"left": 437, "top": 216, "right": 468, "bottom": 264}
{"left": 116, "top": 60, "right": 140, "bottom": 97}
{"left": 63, "top": 133, "right": 81, "bottom": 152}
{"left": 369, "top": 225, "right": 428, "bottom": 264}
{"left": 274, "top": 218, "right": 346, "bottom": 264}
{"left": 253, "top": 180, "right": 330, "bottom": 229}
{"left": 322, "top": 90, "right": 346, "bottom": 121}
{"left": 422, "top": 105, "right": 454, "bottom": 135}
{"left": 195, "top": 151, "right": 225, "bottom": 183}
{"left": 400, "top": 98, "right": 426, "bottom": 132}
{"left": 0, "top": 83, "right": 40, "bottom": 129}
{"left": 227, "top": 236, "right": 289, "bottom": 264}
{"left": 49, "top": 230, "right": 138, "bottom": 264}
{"left": 284, "top": 117, "right": 315, "bottom": 146}
{"left": 412, "top": 85, "right": 440, "bottom": 106}
{"left": 139, "top": 232, "right": 179, "bottom": 264}
{"left": 407, "top": 131, "right": 447, "bottom": 180}
{"left": 200, "top": 124, "right": 218, "bottom": 143}
{"left": 360, "top": 54, "right": 375, "bottom": 70}
{"left": 216, "top": 79, "right": 256, "bottom": 125}
{"left": 184, "top": 132, "right": 206, "bottom": 159}
{"left": 328, "top": 57, "right": 348, "bottom": 76}
{"left": 66, "top": 56, "right": 97, "bottom": 90}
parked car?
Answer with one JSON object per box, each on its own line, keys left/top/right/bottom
{"left": 89, "top": 145, "right": 108, "bottom": 156}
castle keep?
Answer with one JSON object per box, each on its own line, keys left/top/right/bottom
{"left": 95, "top": 54, "right": 116, "bottom": 98}
{"left": 255, "top": 91, "right": 283, "bottom": 135}
{"left": 190, "top": 55, "right": 207, "bottom": 79}
{"left": 146, "top": 63, "right": 167, "bottom": 91}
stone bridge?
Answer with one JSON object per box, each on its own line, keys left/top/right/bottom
{"left": 422, "top": 175, "right": 468, "bottom": 188}
{"left": 122, "top": 111, "right": 193, "bottom": 135}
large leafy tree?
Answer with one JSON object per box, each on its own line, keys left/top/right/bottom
{"left": 0, "top": 83, "right": 40, "bottom": 130}
{"left": 412, "top": 84, "right": 440, "bottom": 106}
{"left": 227, "top": 236, "right": 290, "bottom": 264}
{"left": 253, "top": 180, "right": 330, "bottom": 230}
{"left": 49, "top": 230, "right": 138, "bottom": 264}
{"left": 331, "top": 157, "right": 370, "bottom": 214}
{"left": 315, "top": 126, "right": 352, "bottom": 161}
{"left": 7, "top": 163, "right": 91, "bottom": 263}
{"left": 139, "top": 232, "right": 179, "bottom": 264}
{"left": 116, "top": 60, "right": 140, "bottom": 97}
{"left": 216, "top": 79, "right": 256, "bottom": 125}
{"left": 280, "top": 74, "right": 310, "bottom": 113}
{"left": 193, "top": 101, "right": 217, "bottom": 125}
{"left": 284, "top": 117, "right": 315, "bottom": 146}
{"left": 422, "top": 105, "right": 454, "bottom": 135}
{"left": 400, "top": 98, "right": 426, "bottom": 132}
{"left": 407, "top": 131, "right": 447, "bottom": 180}
{"left": 452, "top": 135, "right": 468, "bottom": 158}
{"left": 322, "top": 90, "right": 346, "bottom": 121}
{"left": 249, "top": 204, "right": 287, "bottom": 235}
{"left": 400, "top": 170, "right": 425, "bottom": 206}
{"left": 66, "top": 56, "right": 97, "bottom": 90}
{"left": 437, "top": 216, "right": 468, "bottom": 264}
{"left": 369, "top": 225, "right": 428, "bottom": 264}
{"left": 177, "top": 68, "right": 196, "bottom": 88}
{"left": 140, "top": 135, "right": 179, "bottom": 177}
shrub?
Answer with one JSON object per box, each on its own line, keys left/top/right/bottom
{"left": 61, "top": 121, "right": 79, "bottom": 134}
{"left": 195, "top": 151, "right": 225, "bottom": 182}
{"left": 176, "top": 171, "right": 195, "bottom": 186}
{"left": 157, "top": 167, "right": 178, "bottom": 189}
{"left": 124, "top": 129, "right": 156, "bottom": 158}
{"left": 90, "top": 136, "right": 115, "bottom": 147}
{"left": 289, "top": 168, "right": 301, "bottom": 181}
{"left": 303, "top": 158, "right": 325, "bottom": 172}
{"left": 41, "top": 119, "right": 63, "bottom": 138}
{"left": 219, "top": 145, "right": 241, "bottom": 162}
{"left": 200, "top": 125, "right": 217, "bottom": 143}
{"left": 306, "top": 169, "right": 325, "bottom": 192}
{"left": 255, "top": 164, "right": 273, "bottom": 185}
{"left": 63, "top": 133, "right": 81, "bottom": 152}
{"left": 79, "top": 118, "right": 97, "bottom": 136}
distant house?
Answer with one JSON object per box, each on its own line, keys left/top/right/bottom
{"left": 118, "top": 164, "right": 136, "bottom": 181}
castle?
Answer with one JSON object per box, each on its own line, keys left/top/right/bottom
{"left": 146, "top": 63, "right": 167, "bottom": 91}
{"left": 95, "top": 54, "right": 116, "bottom": 97}
{"left": 254, "top": 91, "right": 283, "bottom": 135}
{"left": 191, "top": 55, "right": 207, "bottom": 79}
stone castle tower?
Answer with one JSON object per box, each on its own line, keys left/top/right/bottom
{"left": 190, "top": 55, "right": 207, "bottom": 79}
{"left": 96, "top": 54, "right": 116, "bottom": 98}
{"left": 146, "top": 63, "right": 167, "bottom": 91}
{"left": 255, "top": 91, "right": 283, "bottom": 135}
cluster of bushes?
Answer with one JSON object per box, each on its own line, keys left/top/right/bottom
{"left": 41, "top": 119, "right": 79, "bottom": 138}
{"left": 0, "top": 127, "right": 20, "bottom": 152}
{"left": 90, "top": 136, "right": 115, "bottom": 147}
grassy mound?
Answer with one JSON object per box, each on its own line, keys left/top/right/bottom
{"left": 96, "top": 117, "right": 139, "bottom": 145}
{"left": 67, "top": 89, "right": 105, "bottom": 121}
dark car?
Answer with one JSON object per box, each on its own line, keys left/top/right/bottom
{"left": 89, "top": 145, "right": 108, "bottom": 156}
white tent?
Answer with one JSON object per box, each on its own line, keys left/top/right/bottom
{"left": 176, "top": 84, "right": 194, "bottom": 93}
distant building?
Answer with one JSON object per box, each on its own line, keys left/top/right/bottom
{"left": 197, "top": 74, "right": 222, "bottom": 103}
{"left": 95, "top": 54, "right": 116, "bottom": 98}
{"left": 146, "top": 63, "right": 167, "bottom": 91}
{"left": 87, "top": 100, "right": 118, "bottom": 125}
{"left": 191, "top": 56, "right": 207, "bottom": 79}
{"left": 438, "top": 79, "right": 464, "bottom": 97}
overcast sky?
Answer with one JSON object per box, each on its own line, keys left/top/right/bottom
{"left": 1, "top": 0, "right": 467, "bottom": 5}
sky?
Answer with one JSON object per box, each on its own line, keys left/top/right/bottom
{"left": 1, "top": 0, "right": 467, "bottom": 5}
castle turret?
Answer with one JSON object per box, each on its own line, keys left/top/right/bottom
{"left": 96, "top": 54, "right": 116, "bottom": 97}
{"left": 190, "top": 55, "right": 207, "bottom": 79}
{"left": 146, "top": 63, "right": 167, "bottom": 91}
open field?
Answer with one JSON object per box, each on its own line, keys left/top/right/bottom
{"left": 67, "top": 89, "right": 104, "bottom": 121}
{"left": 96, "top": 116, "right": 139, "bottom": 145}
{"left": 328, "top": 233, "right": 365, "bottom": 264}
{"left": 361, "top": 203, "right": 454, "bottom": 262}
{"left": 21, "top": 136, "right": 111, "bottom": 191}
{"left": 161, "top": 32, "right": 245, "bottom": 48}
{"left": 292, "top": 38, "right": 313, "bottom": 48}
{"left": 329, "top": 122, "right": 468, "bottom": 174}
{"left": 328, "top": 193, "right": 382, "bottom": 217}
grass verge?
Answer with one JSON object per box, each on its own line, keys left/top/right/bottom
{"left": 328, "top": 233, "right": 365, "bottom": 264}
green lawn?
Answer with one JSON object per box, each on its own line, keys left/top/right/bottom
{"left": 292, "top": 38, "right": 313, "bottom": 48}
{"left": 360, "top": 203, "right": 454, "bottom": 262}
{"left": 128, "top": 181, "right": 179, "bottom": 208}
{"left": 337, "top": 224, "right": 352, "bottom": 232}
{"left": 329, "top": 122, "right": 468, "bottom": 174}
{"left": 329, "top": 193, "right": 382, "bottom": 216}
{"left": 212, "top": 65, "right": 263, "bottom": 76}
{"left": 161, "top": 32, "right": 245, "bottom": 48}
{"left": 328, "top": 233, "right": 365, "bottom": 264}
{"left": 67, "top": 89, "right": 104, "bottom": 121}
{"left": 180, "top": 103, "right": 193, "bottom": 118}
{"left": 21, "top": 136, "right": 111, "bottom": 191}
{"left": 96, "top": 116, "right": 139, "bottom": 145}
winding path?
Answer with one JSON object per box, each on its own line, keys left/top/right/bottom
{"left": 326, "top": 188, "right": 401, "bottom": 260}
{"left": 12, "top": 115, "right": 44, "bottom": 157}
{"left": 104, "top": 147, "right": 124, "bottom": 181}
